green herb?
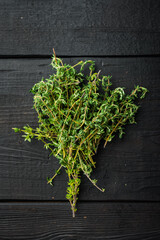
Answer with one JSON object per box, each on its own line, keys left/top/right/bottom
{"left": 13, "top": 50, "right": 148, "bottom": 217}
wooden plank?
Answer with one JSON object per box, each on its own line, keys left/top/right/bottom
{"left": 0, "top": 202, "right": 160, "bottom": 240}
{"left": 0, "top": 57, "right": 160, "bottom": 200}
{"left": 0, "top": 0, "right": 160, "bottom": 56}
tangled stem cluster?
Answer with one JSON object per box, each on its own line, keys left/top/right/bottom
{"left": 13, "top": 51, "right": 148, "bottom": 217}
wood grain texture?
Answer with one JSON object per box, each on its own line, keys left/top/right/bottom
{"left": 0, "top": 202, "right": 160, "bottom": 240}
{"left": 0, "top": 57, "right": 160, "bottom": 200}
{"left": 0, "top": 0, "right": 160, "bottom": 56}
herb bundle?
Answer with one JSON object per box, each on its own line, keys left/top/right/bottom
{"left": 13, "top": 51, "right": 148, "bottom": 217}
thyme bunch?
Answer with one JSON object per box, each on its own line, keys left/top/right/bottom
{"left": 13, "top": 51, "right": 148, "bottom": 217}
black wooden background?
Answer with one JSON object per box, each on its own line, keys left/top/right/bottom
{"left": 0, "top": 0, "right": 160, "bottom": 239}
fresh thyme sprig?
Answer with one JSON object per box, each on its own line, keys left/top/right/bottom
{"left": 13, "top": 50, "right": 148, "bottom": 217}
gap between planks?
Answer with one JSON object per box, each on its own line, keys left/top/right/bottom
{"left": 0, "top": 200, "right": 160, "bottom": 205}
{"left": 0, "top": 54, "right": 160, "bottom": 59}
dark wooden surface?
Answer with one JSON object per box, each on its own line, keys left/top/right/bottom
{"left": 0, "top": 0, "right": 160, "bottom": 239}
{"left": 0, "top": 0, "right": 160, "bottom": 56}
{"left": 0, "top": 202, "right": 160, "bottom": 240}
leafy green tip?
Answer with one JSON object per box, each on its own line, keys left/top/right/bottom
{"left": 12, "top": 128, "right": 21, "bottom": 133}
